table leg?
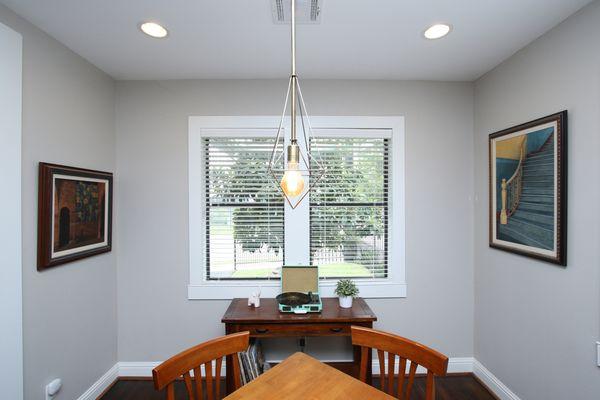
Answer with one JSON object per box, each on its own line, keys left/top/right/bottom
{"left": 225, "top": 324, "right": 234, "bottom": 394}
{"left": 353, "top": 326, "right": 373, "bottom": 383}
{"left": 353, "top": 345, "right": 373, "bottom": 383}
{"left": 366, "top": 322, "right": 373, "bottom": 383}
{"left": 366, "top": 347, "right": 373, "bottom": 383}
{"left": 352, "top": 345, "right": 362, "bottom": 380}
{"left": 225, "top": 354, "right": 234, "bottom": 394}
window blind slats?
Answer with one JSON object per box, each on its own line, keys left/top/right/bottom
{"left": 204, "top": 137, "right": 284, "bottom": 280}
{"left": 310, "top": 138, "right": 389, "bottom": 279}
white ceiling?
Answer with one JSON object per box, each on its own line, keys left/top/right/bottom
{"left": 0, "top": 0, "right": 592, "bottom": 81}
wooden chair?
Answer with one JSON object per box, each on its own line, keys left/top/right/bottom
{"left": 152, "top": 331, "right": 250, "bottom": 400}
{"left": 351, "top": 326, "right": 448, "bottom": 400}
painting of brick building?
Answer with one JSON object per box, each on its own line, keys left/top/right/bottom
{"left": 38, "top": 163, "right": 112, "bottom": 270}
{"left": 53, "top": 178, "right": 107, "bottom": 253}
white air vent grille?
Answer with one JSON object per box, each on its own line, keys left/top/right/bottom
{"left": 272, "top": 0, "right": 322, "bottom": 24}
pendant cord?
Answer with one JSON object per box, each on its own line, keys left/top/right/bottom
{"left": 291, "top": 0, "right": 296, "bottom": 77}
{"left": 290, "top": 0, "right": 297, "bottom": 143}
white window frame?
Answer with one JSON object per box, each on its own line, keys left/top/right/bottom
{"left": 188, "top": 116, "right": 405, "bottom": 299}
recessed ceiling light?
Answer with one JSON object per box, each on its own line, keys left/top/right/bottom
{"left": 423, "top": 23, "right": 452, "bottom": 40}
{"left": 140, "top": 22, "right": 168, "bottom": 39}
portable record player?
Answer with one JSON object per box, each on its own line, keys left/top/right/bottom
{"left": 276, "top": 265, "right": 322, "bottom": 314}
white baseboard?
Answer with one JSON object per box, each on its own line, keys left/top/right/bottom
{"left": 473, "top": 359, "right": 522, "bottom": 400}
{"left": 118, "top": 361, "right": 226, "bottom": 378}
{"left": 117, "top": 357, "right": 473, "bottom": 378}
{"left": 118, "top": 361, "right": 160, "bottom": 378}
{"left": 372, "top": 356, "right": 474, "bottom": 375}
{"left": 76, "top": 364, "right": 119, "bottom": 400}
{"left": 84, "top": 357, "right": 519, "bottom": 400}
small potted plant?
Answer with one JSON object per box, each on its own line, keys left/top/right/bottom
{"left": 335, "top": 279, "right": 359, "bottom": 308}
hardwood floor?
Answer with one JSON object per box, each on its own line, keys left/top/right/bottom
{"left": 100, "top": 375, "right": 497, "bottom": 400}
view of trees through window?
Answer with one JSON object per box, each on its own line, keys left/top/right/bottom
{"left": 205, "top": 137, "right": 284, "bottom": 279}
{"left": 204, "top": 136, "right": 388, "bottom": 280}
{"left": 310, "top": 137, "right": 389, "bottom": 279}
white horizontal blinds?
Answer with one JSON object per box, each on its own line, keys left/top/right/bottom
{"left": 310, "top": 137, "right": 389, "bottom": 279}
{"left": 204, "top": 137, "right": 284, "bottom": 280}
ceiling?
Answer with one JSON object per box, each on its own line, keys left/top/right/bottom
{"left": 0, "top": 0, "right": 592, "bottom": 81}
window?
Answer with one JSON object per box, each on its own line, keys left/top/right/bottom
{"left": 310, "top": 137, "right": 389, "bottom": 279}
{"left": 189, "top": 117, "right": 405, "bottom": 299}
{"left": 204, "top": 137, "right": 284, "bottom": 280}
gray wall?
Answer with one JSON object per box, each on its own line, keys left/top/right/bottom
{"left": 0, "top": 20, "right": 23, "bottom": 400}
{"left": 115, "top": 79, "right": 475, "bottom": 362}
{"left": 473, "top": 2, "right": 600, "bottom": 399}
{"left": 0, "top": 5, "right": 117, "bottom": 400}
{"left": 3, "top": 0, "right": 599, "bottom": 395}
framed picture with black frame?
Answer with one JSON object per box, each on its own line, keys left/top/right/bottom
{"left": 489, "top": 111, "right": 567, "bottom": 266}
{"left": 37, "top": 163, "right": 113, "bottom": 270}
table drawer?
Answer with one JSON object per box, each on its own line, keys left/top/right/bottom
{"left": 232, "top": 323, "right": 352, "bottom": 337}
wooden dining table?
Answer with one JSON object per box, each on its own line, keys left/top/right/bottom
{"left": 224, "top": 351, "right": 394, "bottom": 400}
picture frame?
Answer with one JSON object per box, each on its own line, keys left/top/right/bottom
{"left": 488, "top": 111, "right": 567, "bottom": 266}
{"left": 37, "top": 163, "right": 113, "bottom": 270}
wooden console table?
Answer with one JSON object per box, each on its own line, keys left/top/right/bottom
{"left": 221, "top": 297, "right": 377, "bottom": 394}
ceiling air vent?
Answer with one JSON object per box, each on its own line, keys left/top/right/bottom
{"left": 272, "top": 0, "right": 322, "bottom": 24}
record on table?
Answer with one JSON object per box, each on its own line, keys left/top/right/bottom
{"left": 276, "top": 292, "right": 311, "bottom": 307}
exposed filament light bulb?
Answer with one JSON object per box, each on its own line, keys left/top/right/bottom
{"left": 280, "top": 143, "right": 305, "bottom": 198}
{"left": 280, "top": 161, "right": 304, "bottom": 198}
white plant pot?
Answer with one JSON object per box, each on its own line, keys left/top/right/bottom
{"left": 338, "top": 296, "right": 353, "bottom": 308}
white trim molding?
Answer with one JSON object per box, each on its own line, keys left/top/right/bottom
{"left": 0, "top": 21, "right": 23, "bottom": 400}
{"left": 75, "top": 364, "right": 119, "bottom": 400}
{"left": 372, "top": 357, "right": 474, "bottom": 375}
{"left": 188, "top": 116, "right": 406, "bottom": 300}
{"left": 117, "top": 357, "right": 472, "bottom": 378}
{"left": 188, "top": 282, "right": 407, "bottom": 300}
{"left": 83, "top": 357, "right": 521, "bottom": 400}
{"left": 473, "top": 360, "right": 522, "bottom": 400}
{"left": 119, "top": 361, "right": 226, "bottom": 378}
{"left": 118, "top": 361, "right": 160, "bottom": 378}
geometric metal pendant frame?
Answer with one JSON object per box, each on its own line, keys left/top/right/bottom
{"left": 267, "top": 75, "right": 326, "bottom": 209}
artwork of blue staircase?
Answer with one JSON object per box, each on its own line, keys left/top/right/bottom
{"left": 498, "top": 135, "right": 554, "bottom": 250}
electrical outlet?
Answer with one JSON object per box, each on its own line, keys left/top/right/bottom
{"left": 45, "top": 378, "right": 62, "bottom": 400}
{"left": 596, "top": 342, "right": 600, "bottom": 367}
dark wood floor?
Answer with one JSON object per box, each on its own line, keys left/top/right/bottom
{"left": 101, "top": 375, "right": 497, "bottom": 400}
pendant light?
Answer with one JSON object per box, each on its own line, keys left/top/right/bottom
{"left": 268, "top": 0, "right": 325, "bottom": 209}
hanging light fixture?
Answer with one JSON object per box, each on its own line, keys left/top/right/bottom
{"left": 268, "top": 0, "right": 325, "bottom": 209}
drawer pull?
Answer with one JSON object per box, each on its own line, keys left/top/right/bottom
{"left": 330, "top": 328, "right": 343, "bottom": 333}
{"left": 255, "top": 328, "right": 269, "bottom": 334}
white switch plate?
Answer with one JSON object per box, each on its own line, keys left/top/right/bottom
{"left": 596, "top": 342, "right": 600, "bottom": 367}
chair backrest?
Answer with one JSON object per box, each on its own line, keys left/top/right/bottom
{"left": 152, "top": 331, "right": 250, "bottom": 400}
{"left": 351, "top": 326, "right": 448, "bottom": 400}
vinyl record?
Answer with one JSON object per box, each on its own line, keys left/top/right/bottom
{"left": 276, "top": 292, "right": 311, "bottom": 307}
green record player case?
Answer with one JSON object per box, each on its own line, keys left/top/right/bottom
{"left": 279, "top": 265, "right": 322, "bottom": 313}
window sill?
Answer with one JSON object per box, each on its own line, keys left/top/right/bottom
{"left": 187, "top": 281, "right": 406, "bottom": 300}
